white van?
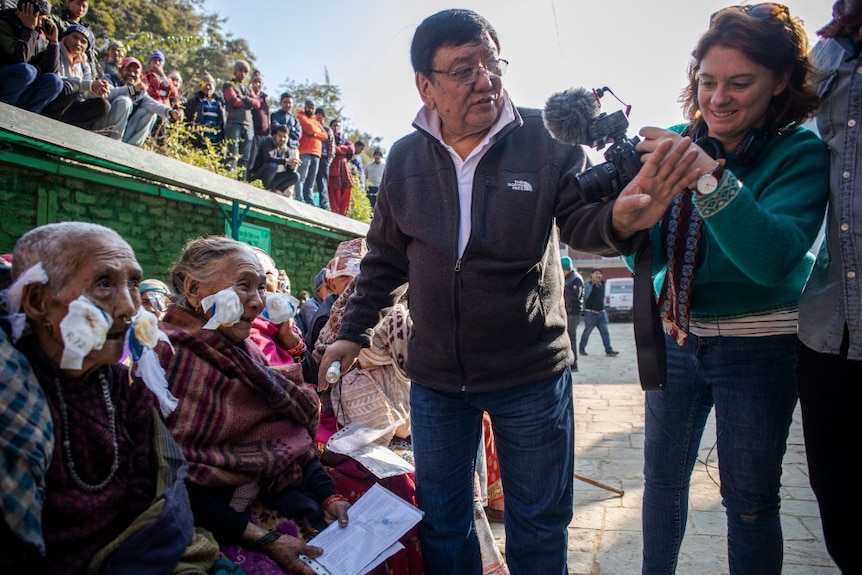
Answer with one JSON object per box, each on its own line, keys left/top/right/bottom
{"left": 604, "top": 277, "right": 633, "bottom": 321}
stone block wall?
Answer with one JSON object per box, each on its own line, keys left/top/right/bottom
{"left": 0, "top": 103, "right": 368, "bottom": 294}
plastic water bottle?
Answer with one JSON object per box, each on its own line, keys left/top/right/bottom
{"left": 325, "top": 360, "right": 342, "bottom": 385}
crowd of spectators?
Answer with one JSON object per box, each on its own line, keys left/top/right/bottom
{"left": 0, "top": 0, "right": 383, "bottom": 215}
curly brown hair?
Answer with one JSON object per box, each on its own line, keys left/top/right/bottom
{"left": 679, "top": 8, "right": 819, "bottom": 133}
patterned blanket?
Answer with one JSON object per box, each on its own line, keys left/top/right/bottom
{"left": 157, "top": 305, "right": 320, "bottom": 492}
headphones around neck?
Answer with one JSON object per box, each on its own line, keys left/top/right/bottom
{"left": 686, "top": 121, "right": 771, "bottom": 166}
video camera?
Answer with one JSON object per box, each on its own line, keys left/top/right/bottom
{"left": 575, "top": 88, "right": 642, "bottom": 204}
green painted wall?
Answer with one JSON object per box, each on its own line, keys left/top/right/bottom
{"left": 0, "top": 103, "right": 368, "bottom": 294}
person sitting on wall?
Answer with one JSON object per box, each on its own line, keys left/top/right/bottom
{"left": 248, "top": 123, "right": 301, "bottom": 195}
{"left": 103, "top": 56, "right": 180, "bottom": 147}
{"left": 0, "top": 0, "right": 64, "bottom": 114}
{"left": 40, "top": 23, "right": 111, "bottom": 130}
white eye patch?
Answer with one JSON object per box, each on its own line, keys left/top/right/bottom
{"left": 59, "top": 295, "right": 111, "bottom": 370}
{"left": 200, "top": 287, "right": 243, "bottom": 330}
{"left": 263, "top": 292, "right": 299, "bottom": 324}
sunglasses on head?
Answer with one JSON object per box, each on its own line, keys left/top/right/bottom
{"left": 710, "top": 3, "right": 790, "bottom": 25}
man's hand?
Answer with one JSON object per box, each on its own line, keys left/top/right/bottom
{"left": 611, "top": 131, "right": 700, "bottom": 240}
{"left": 41, "top": 17, "right": 58, "bottom": 42}
{"left": 169, "top": 108, "right": 181, "bottom": 122}
{"left": 91, "top": 78, "right": 109, "bottom": 98}
{"left": 17, "top": 3, "right": 39, "bottom": 30}
{"left": 317, "top": 339, "right": 361, "bottom": 392}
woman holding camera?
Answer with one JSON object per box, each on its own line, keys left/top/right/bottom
{"left": 611, "top": 5, "right": 828, "bottom": 574}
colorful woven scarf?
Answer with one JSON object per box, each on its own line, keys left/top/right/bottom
{"left": 157, "top": 305, "right": 320, "bottom": 492}
{"left": 658, "top": 189, "right": 703, "bottom": 347}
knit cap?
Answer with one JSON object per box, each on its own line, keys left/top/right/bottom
{"left": 147, "top": 49, "right": 165, "bottom": 64}
{"left": 62, "top": 23, "right": 93, "bottom": 49}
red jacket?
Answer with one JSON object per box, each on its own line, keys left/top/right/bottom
{"left": 144, "top": 70, "right": 178, "bottom": 106}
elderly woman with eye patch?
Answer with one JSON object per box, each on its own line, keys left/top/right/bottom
{"left": 154, "top": 236, "right": 350, "bottom": 575}
{"left": 0, "top": 222, "right": 217, "bottom": 575}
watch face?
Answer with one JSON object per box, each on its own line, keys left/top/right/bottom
{"left": 697, "top": 174, "right": 719, "bottom": 195}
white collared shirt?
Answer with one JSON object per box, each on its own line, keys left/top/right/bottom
{"left": 413, "top": 92, "right": 516, "bottom": 257}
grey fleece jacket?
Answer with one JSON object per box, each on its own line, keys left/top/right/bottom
{"left": 338, "top": 104, "right": 636, "bottom": 393}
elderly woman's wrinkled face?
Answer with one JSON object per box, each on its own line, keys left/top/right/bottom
{"left": 277, "top": 270, "right": 290, "bottom": 294}
{"left": 195, "top": 249, "right": 266, "bottom": 342}
{"left": 39, "top": 234, "right": 142, "bottom": 375}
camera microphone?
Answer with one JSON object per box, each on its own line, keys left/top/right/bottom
{"left": 542, "top": 87, "right": 600, "bottom": 147}
{"left": 544, "top": 85, "right": 641, "bottom": 203}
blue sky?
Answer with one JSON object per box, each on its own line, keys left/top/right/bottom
{"left": 205, "top": 0, "right": 824, "bottom": 157}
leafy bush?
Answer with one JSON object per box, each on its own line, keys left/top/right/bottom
{"left": 143, "top": 117, "right": 257, "bottom": 185}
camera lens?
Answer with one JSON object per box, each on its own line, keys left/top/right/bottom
{"left": 575, "top": 162, "right": 623, "bottom": 203}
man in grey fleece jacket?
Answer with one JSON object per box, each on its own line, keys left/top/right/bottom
{"left": 317, "top": 9, "right": 697, "bottom": 575}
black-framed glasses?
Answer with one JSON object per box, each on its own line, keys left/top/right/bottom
{"left": 428, "top": 58, "right": 508, "bottom": 84}
{"left": 710, "top": 3, "right": 790, "bottom": 25}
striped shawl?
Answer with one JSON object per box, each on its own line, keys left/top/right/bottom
{"left": 157, "top": 305, "right": 320, "bottom": 492}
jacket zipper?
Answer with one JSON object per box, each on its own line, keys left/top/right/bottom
{"left": 455, "top": 259, "right": 466, "bottom": 391}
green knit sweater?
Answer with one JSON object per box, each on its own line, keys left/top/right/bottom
{"left": 625, "top": 124, "right": 829, "bottom": 320}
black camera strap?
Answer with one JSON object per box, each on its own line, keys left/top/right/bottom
{"left": 632, "top": 238, "right": 666, "bottom": 391}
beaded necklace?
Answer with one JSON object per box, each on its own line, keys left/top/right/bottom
{"left": 54, "top": 370, "right": 119, "bottom": 492}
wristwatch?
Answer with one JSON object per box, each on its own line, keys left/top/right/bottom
{"left": 695, "top": 162, "right": 725, "bottom": 196}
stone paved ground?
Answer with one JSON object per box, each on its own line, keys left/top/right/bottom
{"left": 489, "top": 320, "right": 839, "bottom": 575}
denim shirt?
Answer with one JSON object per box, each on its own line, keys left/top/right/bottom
{"left": 798, "top": 37, "right": 862, "bottom": 359}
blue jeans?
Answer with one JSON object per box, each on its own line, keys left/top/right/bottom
{"left": 411, "top": 370, "right": 574, "bottom": 575}
{"left": 298, "top": 153, "right": 320, "bottom": 206}
{"left": 642, "top": 333, "right": 798, "bottom": 575}
{"left": 0, "top": 63, "right": 62, "bottom": 113}
{"left": 579, "top": 310, "right": 612, "bottom": 352}
{"left": 315, "top": 159, "right": 330, "bottom": 210}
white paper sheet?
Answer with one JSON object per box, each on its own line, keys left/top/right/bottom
{"left": 298, "top": 483, "right": 423, "bottom": 575}
{"left": 325, "top": 422, "right": 415, "bottom": 478}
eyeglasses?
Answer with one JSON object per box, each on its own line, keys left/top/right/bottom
{"left": 710, "top": 3, "right": 790, "bottom": 25}
{"left": 428, "top": 58, "right": 508, "bottom": 84}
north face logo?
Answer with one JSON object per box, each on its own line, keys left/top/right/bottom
{"left": 507, "top": 180, "right": 533, "bottom": 192}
